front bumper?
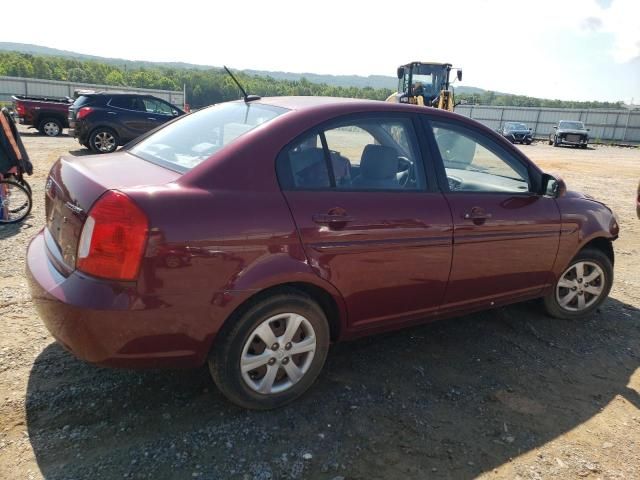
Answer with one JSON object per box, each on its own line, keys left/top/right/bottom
{"left": 26, "top": 229, "right": 218, "bottom": 368}
{"left": 558, "top": 135, "right": 588, "bottom": 146}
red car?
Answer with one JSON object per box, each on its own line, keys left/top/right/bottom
{"left": 27, "top": 97, "right": 619, "bottom": 409}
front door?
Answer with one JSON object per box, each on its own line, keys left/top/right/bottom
{"left": 277, "top": 114, "right": 453, "bottom": 329}
{"left": 426, "top": 119, "right": 561, "bottom": 311}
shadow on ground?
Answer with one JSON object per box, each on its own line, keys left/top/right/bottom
{"left": 26, "top": 297, "right": 640, "bottom": 479}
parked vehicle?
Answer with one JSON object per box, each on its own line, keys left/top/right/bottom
{"left": 498, "top": 122, "right": 533, "bottom": 144}
{"left": 12, "top": 95, "right": 72, "bottom": 137}
{"left": 68, "top": 92, "right": 184, "bottom": 153}
{"left": 27, "top": 97, "right": 619, "bottom": 409}
{"left": 549, "top": 120, "right": 590, "bottom": 148}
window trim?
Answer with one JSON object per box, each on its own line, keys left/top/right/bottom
{"left": 276, "top": 112, "right": 432, "bottom": 194}
{"left": 420, "top": 116, "right": 541, "bottom": 195}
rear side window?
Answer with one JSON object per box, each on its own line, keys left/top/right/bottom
{"left": 109, "top": 96, "right": 143, "bottom": 111}
{"left": 277, "top": 116, "right": 426, "bottom": 191}
{"left": 129, "top": 102, "right": 287, "bottom": 172}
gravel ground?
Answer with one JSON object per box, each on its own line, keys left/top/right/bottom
{"left": 0, "top": 128, "right": 639, "bottom": 480}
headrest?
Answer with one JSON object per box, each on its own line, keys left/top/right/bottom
{"left": 360, "top": 144, "right": 398, "bottom": 180}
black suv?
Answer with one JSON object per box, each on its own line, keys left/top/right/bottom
{"left": 549, "top": 120, "right": 590, "bottom": 148}
{"left": 68, "top": 92, "right": 184, "bottom": 153}
{"left": 497, "top": 122, "right": 533, "bottom": 145}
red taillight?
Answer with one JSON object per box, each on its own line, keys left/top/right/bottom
{"left": 76, "top": 191, "right": 148, "bottom": 281}
{"left": 76, "top": 106, "right": 94, "bottom": 120}
{"left": 15, "top": 101, "right": 25, "bottom": 116}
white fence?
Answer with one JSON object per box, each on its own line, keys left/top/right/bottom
{"left": 455, "top": 105, "right": 640, "bottom": 144}
{"left": 0, "top": 76, "right": 184, "bottom": 106}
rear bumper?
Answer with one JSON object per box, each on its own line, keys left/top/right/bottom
{"left": 26, "top": 229, "right": 227, "bottom": 368}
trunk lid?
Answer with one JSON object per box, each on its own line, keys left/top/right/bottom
{"left": 45, "top": 151, "right": 180, "bottom": 272}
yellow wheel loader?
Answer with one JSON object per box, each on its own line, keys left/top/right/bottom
{"left": 386, "top": 62, "right": 462, "bottom": 111}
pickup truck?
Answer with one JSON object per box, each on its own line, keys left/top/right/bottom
{"left": 12, "top": 95, "right": 73, "bottom": 137}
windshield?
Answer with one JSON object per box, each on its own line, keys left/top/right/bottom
{"left": 129, "top": 102, "right": 288, "bottom": 172}
{"left": 505, "top": 122, "right": 527, "bottom": 130}
{"left": 559, "top": 121, "right": 585, "bottom": 130}
{"left": 402, "top": 64, "right": 447, "bottom": 100}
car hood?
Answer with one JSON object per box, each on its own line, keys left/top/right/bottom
{"left": 507, "top": 129, "right": 531, "bottom": 134}
{"left": 565, "top": 190, "right": 610, "bottom": 209}
{"left": 557, "top": 129, "right": 588, "bottom": 135}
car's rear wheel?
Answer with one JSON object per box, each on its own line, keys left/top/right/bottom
{"left": 543, "top": 248, "right": 612, "bottom": 319}
{"left": 209, "top": 290, "right": 330, "bottom": 410}
{"left": 38, "top": 118, "right": 62, "bottom": 137}
{"left": 525, "top": 139, "right": 532, "bottom": 145}
{"left": 89, "top": 128, "right": 119, "bottom": 154}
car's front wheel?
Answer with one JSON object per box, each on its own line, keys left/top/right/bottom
{"left": 209, "top": 290, "right": 330, "bottom": 409}
{"left": 89, "top": 127, "right": 119, "bottom": 154}
{"left": 543, "top": 248, "right": 613, "bottom": 319}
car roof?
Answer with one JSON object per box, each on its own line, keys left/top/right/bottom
{"left": 248, "top": 96, "right": 463, "bottom": 120}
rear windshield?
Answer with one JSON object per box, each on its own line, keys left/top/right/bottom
{"left": 129, "top": 102, "right": 288, "bottom": 172}
{"left": 73, "top": 95, "right": 93, "bottom": 108}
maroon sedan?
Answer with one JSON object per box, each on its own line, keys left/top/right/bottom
{"left": 27, "top": 97, "right": 619, "bottom": 409}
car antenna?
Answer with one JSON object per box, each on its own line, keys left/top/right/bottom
{"left": 223, "top": 66, "right": 261, "bottom": 103}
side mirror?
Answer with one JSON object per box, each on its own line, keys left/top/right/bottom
{"left": 553, "top": 126, "right": 558, "bottom": 129}
{"left": 457, "top": 70, "right": 463, "bottom": 81}
{"left": 172, "top": 110, "right": 180, "bottom": 116}
{"left": 397, "top": 67, "right": 405, "bottom": 79}
{"left": 587, "top": 128, "right": 590, "bottom": 131}
{"left": 542, "top": 173, "right": 567, "bottom": 198}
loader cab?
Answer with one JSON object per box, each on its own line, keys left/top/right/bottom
{"left": 397, "top": 62, "right": 451, "bottom": 104}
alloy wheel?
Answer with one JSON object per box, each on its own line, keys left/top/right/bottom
{"left": 94, "top": 131, "right": 116, "bottom": 152}
{"left": 43, "top": 121, "right": 60, "bottom": 137}
{"left": 240, "top": 313, "right": 316, "bottom": 395}
{"left": 555, "top": 261, "right": 605, "bottom": 312}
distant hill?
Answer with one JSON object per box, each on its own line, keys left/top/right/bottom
{"left": 0, "top": 42, "right": 486, "bottom": 94}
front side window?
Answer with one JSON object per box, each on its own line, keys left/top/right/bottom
{"left": 143, "top": 98, "right": 173, "bottom": 115}
{"left": 129, "top": 102, "right": 287, "bottom": 172}
{"left": 277, "top": 116, "right": 426, "bottom": 192}
{"left": 431, "top": 121, "right": 530, "bottom": 193}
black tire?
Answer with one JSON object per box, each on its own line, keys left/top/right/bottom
{"left": 525, "top": 139, "right": 532, "bottom": 145}
{"left": 548, "top": 136, "right": 553, "bottom": 145}
{"left": 543, "top": 247, "right": 613, "bottom": 320}
{"left": 89, "top": 127, "right": 119, "bottom": 154}
{"left": 209, "top": 289, "right": 330, "bottom": 410}
{"left": 581, "top": 144, "right": 588, "bottom": 149}
{"left": 38, "top": 118, "right": 63, "bottom": 137}
{"left": 0, "top": 179, "right": 32, "bottom": 224}
{"left": 17, "top": 177, "right": 32, "bottom": 196}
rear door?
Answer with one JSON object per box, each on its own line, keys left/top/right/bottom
{"left": 424, "top": 117, "right": 561, "bottom": 311}
{"left": 107, "top": 96, "right": 148, "bottom": 141}
{"left": 277, "top": 114, "right": 453, "bottom": 330}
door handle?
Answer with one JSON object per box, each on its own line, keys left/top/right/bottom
{"left": 463, "top": 208, "right": 492, "bottom": 220}
{"left": 312, "top": 214, "right": 354, "bottom": 225}
{"left": 147, "top": 117, "right": 158, "bottom": 121}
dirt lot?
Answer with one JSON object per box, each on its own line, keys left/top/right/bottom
{"left": 1, "top": 128, "right": 639, "bottom": 480}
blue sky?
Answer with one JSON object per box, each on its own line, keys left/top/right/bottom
{"left": 1, "top": 0, "right": 638, "bottom": 102}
